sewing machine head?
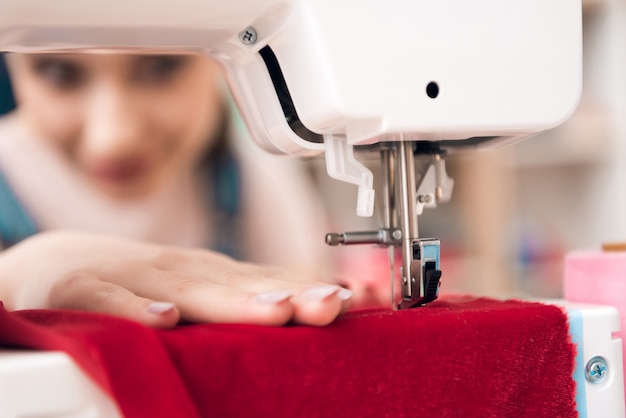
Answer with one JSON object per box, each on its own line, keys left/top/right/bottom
{"left": 0, "top": 0, "right": 582, "bottom": 308}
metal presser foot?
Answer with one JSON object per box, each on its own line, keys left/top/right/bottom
{"left": 325, "top": 141, "right": 453, "bottom": 310}
{"left": 397, "top": 238, "right": 442, "bottom": 309}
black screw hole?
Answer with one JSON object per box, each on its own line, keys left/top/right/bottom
{"left": 426, "top": 82, "right": 439, "bottom": 99}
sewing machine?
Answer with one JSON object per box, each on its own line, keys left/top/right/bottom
{"left": 0, "top": 0, "right": 624, "bottom": 417}
{"left": 0, "top": 0, "right": 582, "bottom": 308}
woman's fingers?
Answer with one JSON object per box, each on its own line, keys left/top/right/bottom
{"left": 291, "top": 285, "right": 353, "bottom": 326}
{"left": 148, "top": 248, "right": 355, "bottom": 316}
{"left": 49, "top": 271, "right": 180, "bottom": 328}
{"left": 165, "top": 279, "right": 352, "bottom": 326}
{"left": 46, "top": 244, "right": 354, "bottom": 327}
{"left": 103, "top": 265, "right": 295, "bottom": 325}
{"left": 101, "top": 262, "right": 353, "bottom": 326}
{"left": 166, "top": 279, "right": 298, "bottom": 325}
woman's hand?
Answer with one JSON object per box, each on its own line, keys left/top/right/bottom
{"left": 0, "top": 231, "right": 352, "bottom": 328}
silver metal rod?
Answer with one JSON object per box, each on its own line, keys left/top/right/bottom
{"left": 380, "top": 146, "right": 396, "bottom": 231}
{"left": 381, "top": 145, "right": 397, "bottom": 307}
{"left": 397, "top": 141, "right": 418, "bottom": 293}
{"left": 433, "top": 153, "right": 443, "bottom": 201}
{"left": 325, "top": 229, "right": 401, "bottom": 246}
{"left": 325, "top": 231, "right": 380, "bottom": 245}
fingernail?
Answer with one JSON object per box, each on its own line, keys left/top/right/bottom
{"left": 253, "top": 291, "right": 293, "bottom": 305}
{"left": 337, "top": 288, "right": 353, "bottom": 301}
{"left": 300, "top": 285, "right": 341, "bottom": 302}
{"left": 146, "top": 301, "right": 176, "bottom": 315}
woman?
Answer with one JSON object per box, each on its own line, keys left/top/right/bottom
{"left": 0, "top": 52, "right": 353, "bottom": 328}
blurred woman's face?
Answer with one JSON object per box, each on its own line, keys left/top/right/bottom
{"left": 7, "top": 53, "right": 224, "bottom": 199}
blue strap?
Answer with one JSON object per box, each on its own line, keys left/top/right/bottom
{"left": 209, "top": 151, "right": 242, "bottom": 259}
{"left": 0, "top": 171, "right": 38, "bottom": 247}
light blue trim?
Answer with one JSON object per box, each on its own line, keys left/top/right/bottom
{"left": 422, "top": 242, "right": 440, "bottom": 268}
{"left": 569, "top": 308, "right": 587, "bottom": 417}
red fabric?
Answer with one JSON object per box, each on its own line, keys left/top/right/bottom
{"left": 0, "top": 296, "right": 577, "bottom": 418}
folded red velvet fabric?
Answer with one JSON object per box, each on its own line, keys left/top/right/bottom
{"left": 0, "top": 297, "right": 576, "bottom": 418}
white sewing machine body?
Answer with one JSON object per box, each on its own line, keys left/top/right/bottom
{"left": 0, "top": 0, "right": 582, "bottom": 155}
{"left": 0, "top": 301, "right": 623, "bottom": 418}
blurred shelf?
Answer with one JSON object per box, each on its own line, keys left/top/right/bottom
{"left": 509, "top": 101, "right": 612, "bottom": 168}
{"left": 583, "top": 0, "right": 610, "bottom": 12}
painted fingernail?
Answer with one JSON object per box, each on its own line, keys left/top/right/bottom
{"left": 253, "top": 291, "right": 293, "bottom": 305}
{"left": 146, "top": 302, "right": 176, "bottom": 315}
{"left": 337, "top": 288, "right": 353, "bottom": 301}
{"left": 300, "top": 285, "right": 341, "bottom": 302}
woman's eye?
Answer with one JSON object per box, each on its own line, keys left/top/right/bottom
{"left": 31, "top": 58, "right": 86, "bottom": 89}
{"left": 135, "top": 55, "right": 189, "bottom": 84}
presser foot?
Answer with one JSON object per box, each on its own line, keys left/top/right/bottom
{"left": 397, "top": 238, "right": 442, "bottom": 309}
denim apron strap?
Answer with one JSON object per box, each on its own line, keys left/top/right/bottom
{"left": 0, "top": 171, "right": 38, "bottom": 247}
{"left": 209, "top": 151, "right": 242, "bottom": 259}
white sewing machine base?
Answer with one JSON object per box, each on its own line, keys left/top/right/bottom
{"left": 0, "top": 350, "right": 121, "bottom": 418}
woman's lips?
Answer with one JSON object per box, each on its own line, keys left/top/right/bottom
{"left": 88, "top": 158, "right": 150, "bottom": 183}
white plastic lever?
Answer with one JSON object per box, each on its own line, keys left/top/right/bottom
{"left": 324, "top": 134, "right": 375, "bottom": 217}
